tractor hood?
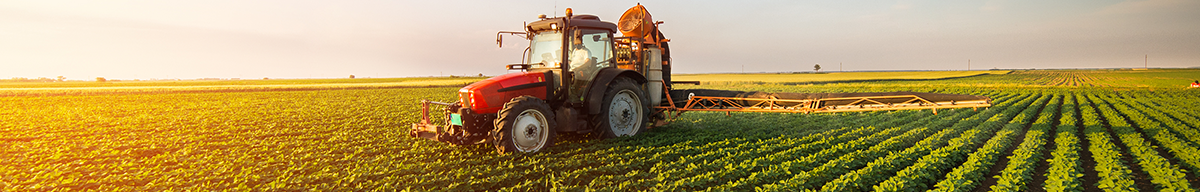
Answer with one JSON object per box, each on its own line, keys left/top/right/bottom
{"left": 459, "top": 71, "right": 551, "bottom": 114}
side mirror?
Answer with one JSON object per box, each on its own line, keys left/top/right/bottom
{"left": 496, "top": 31, "right": 528, "bottom": 48}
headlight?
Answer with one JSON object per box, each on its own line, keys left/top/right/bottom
{"left": 459, "top": 91, "right": 471, "bottom": 107}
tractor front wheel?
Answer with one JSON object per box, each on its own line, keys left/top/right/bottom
{"left": 597, "top": 77, "right": 649, "bottom": 138}
{"left": 493, "top": 96, "right": 557, "bottom": 154}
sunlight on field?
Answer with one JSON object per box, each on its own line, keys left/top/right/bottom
{"left": 5, "top": 69, "right": 1200, "bottom": 190}
{"left": 673, "top": 71, "right": 1011, "bottom": 84}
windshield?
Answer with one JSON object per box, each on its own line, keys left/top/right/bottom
{"left": 527, "top": 31, "right": 563, "bottom": 68}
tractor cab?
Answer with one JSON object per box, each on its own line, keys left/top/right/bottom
{"left": 513, "top": 12, "right": 620, "bottom": 104}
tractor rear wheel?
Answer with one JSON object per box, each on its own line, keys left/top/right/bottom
{"left": 597, "top": 77, "right": 649, "bottom": 138}
{"left": 493, "top": 96, "right": 556, "bottom": 154}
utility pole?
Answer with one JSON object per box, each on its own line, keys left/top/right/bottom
{"left": 840, "top": 62, "right": 843, "bottom": 72}
{"left": 1145, "top": 54, "right": 1148, "bottom": 69}
{"left": 968, "top": 59, "right": 971, "bottom": 71}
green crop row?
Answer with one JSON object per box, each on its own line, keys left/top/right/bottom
{"left": 988, "top": 95, "right": 1061, "bottom": 191}
{"left": 1042, "top": 94, "right": 1086, "bottom": 191}
{"left": 1078, "top": 94, "right": 1138, "bottom": 191}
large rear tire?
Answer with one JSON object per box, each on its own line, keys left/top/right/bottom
{"left": 493, "top": 96, "right": 557, "bottom": 154}
{"left": 597, "top": 77, "right": 649, "bottom": 138}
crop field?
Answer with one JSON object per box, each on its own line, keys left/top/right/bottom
{"left": 3, "top": 69, "right": 1200, "bottom": 191}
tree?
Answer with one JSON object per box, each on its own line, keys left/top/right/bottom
{"left": 96, "top": 77, "right": 106, "bottom": 82}
{"left": 57, "top": 76, "right": 65, "bottom": 82}
{"left": 349, "top": 75, "right": 355, "bottom": 79}
{"left": 814, "top": 64, "right": 822, "bottom": 72}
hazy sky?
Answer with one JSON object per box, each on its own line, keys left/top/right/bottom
{"left": 2, "top": 0, "right": 1198, "bottom": 80}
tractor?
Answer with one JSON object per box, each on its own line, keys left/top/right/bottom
{"left": 411, "top": 4, "right": 992, "bottom": 154}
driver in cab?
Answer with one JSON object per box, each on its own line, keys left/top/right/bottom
{"left": 567, "top": 35, "right": 598, "bottom": 101}
{"left": 568, "top": 36, "right": 592, "bottom": 71}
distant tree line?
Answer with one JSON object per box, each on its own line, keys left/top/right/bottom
{"left": 2, "top": 76, "right": 66, "bottom": 82}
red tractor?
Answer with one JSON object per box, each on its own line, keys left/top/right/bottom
{"left": 412, "top": 5, "right": 992, "bottom": 154}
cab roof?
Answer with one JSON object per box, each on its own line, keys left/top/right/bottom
{"left": 527, "top": 15, "right": 618, "bottom": 33}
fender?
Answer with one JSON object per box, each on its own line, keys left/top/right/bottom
{"left": 585, "top": 67, "right": 647, "bottom": 115}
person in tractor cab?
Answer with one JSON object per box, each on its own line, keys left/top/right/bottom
{"left": 1191, "top": 80, "right": 1199, "bottom": 88}
{"left": 567, "top": 34, "right": 600, "bottom": 101}
{"left": 568, "top": 36, "right": 593, "bottom": 71}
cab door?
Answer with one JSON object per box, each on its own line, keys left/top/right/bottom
{"left": 565, "top": 29, "right": 614, "bottom": 102}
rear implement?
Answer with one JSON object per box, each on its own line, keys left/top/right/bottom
{"left": 651, "top": 87, "right": 990, "bottom": 126}
{"left": 666, "top": 89, "right": 989, "bottom": 113}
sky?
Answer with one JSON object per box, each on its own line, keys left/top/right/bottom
{"left": 1, "top": 0, "right": 1198, "bottom": 80}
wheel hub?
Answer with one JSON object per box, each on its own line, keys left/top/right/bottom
{"left": 524, "top": 124, "right": 539, "bottom": 139}
{"left": 512, "top": 109, "right": 548, "bottom": 152}
{"left": 608, "top": 90, "right": 642, "bottom": 136}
